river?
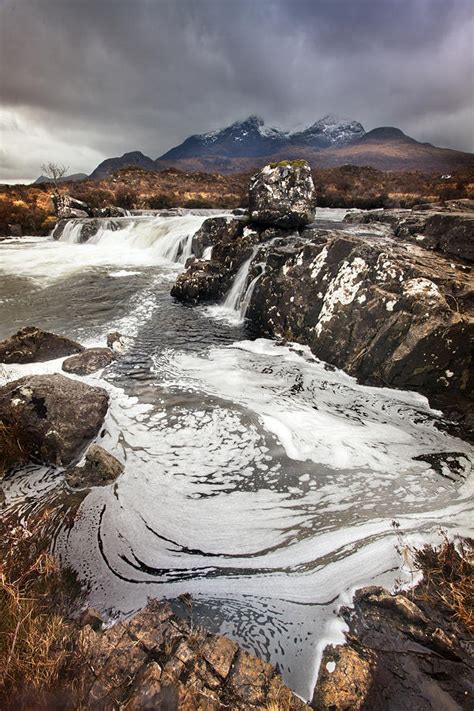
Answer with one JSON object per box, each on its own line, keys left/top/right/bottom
{"left": 0, "top": 210, "right": 472, "bottom": 701}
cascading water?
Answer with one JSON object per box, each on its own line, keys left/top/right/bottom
{"left": 1, "top": 210, "right": 473, "bottom": 702}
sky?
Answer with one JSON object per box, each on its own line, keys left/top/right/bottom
{"left": 0, "top": 0, "right": 473, "bottom": 182}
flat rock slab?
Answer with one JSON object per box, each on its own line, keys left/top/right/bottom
{"left": 66, "top": 444, "right": 124, "bottom": 488}
{"left": 0, "top": 326, "right": 84, "bottom": 364}
{"left": 62, "top": 347, "right": 115, "bottom": 375}
{"left": 0, "top": 373, "right": 109, "bottom": 466}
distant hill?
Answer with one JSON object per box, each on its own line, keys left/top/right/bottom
{"left": 89, "top": 151, "right": 158, "bottom": 180}
{"left": 87, "top": 116, "right": 474, "bottom": 178}
{"left": 34, "top": 172, "right": 87, "bottom": 184}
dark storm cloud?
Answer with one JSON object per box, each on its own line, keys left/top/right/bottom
{"left": 0, "top": 0, "right": 472, "bottom": 180}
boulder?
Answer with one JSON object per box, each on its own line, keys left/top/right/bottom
{"left": 0, "top": 374, "right": 109, "bottom": 466}
{"left": 191, "top": 216, "right": 246, "bottom": 258}
{"left": 246, "top": 229, "right": 473, "bottom": 421}
{"left": 0, "top": 326, "right": 84, "bottom": 364}
{"left": 65, "top": 444, "right": 124, "bottom": 488}
{"left": 52, "top": 217, "right": 104, "bottom": 243}
{"left": 248, "top": 160, "right": 315, "bottom": 228}
{"left": 91, "top": 205, "right": 129, "bottom": 218}
{"left": 51, "top": 193, "right": 92, "bottom": 219}
{"left": 62, "top": 347, "right": 115, "bottom": 375}
{"left": 171, "top": 259, "right": 230, "bottom": 304}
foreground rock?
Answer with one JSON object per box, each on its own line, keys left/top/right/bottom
{"left": 65, "top": 444, "right": 123, "bottom": 488}
{"left": 249, "top": 160, "right": 316, "bottom": 228}
{"left": 0, "top": 326, "right": 84, "bottom": 364}
{"left": 315, "top": 540, "right": 473, "bottom": 710}
{"left": 0, "top": 374, "right": 108, "bottom": 466}
{"left": 79, "top": 599, "right": 310, "bottom": 711}
{"left": 62, "top": 347, "right": 115, "bottom": 375}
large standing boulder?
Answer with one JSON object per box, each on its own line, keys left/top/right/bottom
{"left": 0, "top": 327, "right": 84, "bottom": 364}
{"left": 51, "top": 193, "right": 91, "bottom": 219}
{"left": 0, "top": 374, "right": 109, "bottom": 466}
{"left": 62, "top": 347, "right": 115, "bottom": 375}
{"left": 248, "top": 160, "right": 315, "bottom": 228}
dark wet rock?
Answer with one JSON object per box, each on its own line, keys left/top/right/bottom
{"left": 8, "top": 223, "right": 23, "bottom": 237}
{"left": 52, "top": 193, "right": 91, "bottom": 219}
{"left": 247, "top": 230, "right": 473, "bottom": 426}
{"left": 79, "top": 599, "right": 310, "bottom": 710}
{"left": 191, "top": 215, "right": 246, "bottom": 258}
{"left": 248, "top": 160, "right": 315, "bottom": 228}
{"left": 315, "top": 577, "right": 474, "bottom": 711}
{"left": 171, "top": 259, "right": 231, "bottom": 304}
{"left": 0, "top": 374, "right": 108, "bottom": 466}
{"left": 51, "top": 217, "right": 104, "bottom": 243}
{"left": 79, "top": 607, "right": 105, "bottom": 632}
{"left": 62, "top": 347, "right": 115, "bottom": 375}
{"left": 91, "top": 205, "right": 129, "bottom": 218}
{"left": 65, "top": 444, "right": 123, "bottom": 488}
{"left": 0, "top": 326, "right": 84, "bottom": 364}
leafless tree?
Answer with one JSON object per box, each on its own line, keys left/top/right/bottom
{"left": 41, "top": 162, "right": 69, "bottom": 192}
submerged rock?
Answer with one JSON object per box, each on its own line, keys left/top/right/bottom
{"left": 248, "top": 160, "right": 315, "bottom": 228}
{"left": 0, "top": 326, "right": 84, "bottom": 364}
{"left": 62, "top": 347, "right": 115, "bottom": 375}
{"left": 0, "top": 374, "right": 109, "bottom": 466}
{"left": 65, "top": 444, "right": 124, "bottom": 488}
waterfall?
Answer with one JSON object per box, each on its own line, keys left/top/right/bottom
{"left": 51, "top": 215, "right": 209, "bottom": 264}
{"left": 212, "top": 247, "right": 265, "bottom": 322}
{"left": 223, "top": 254, "right": 255, "bottom": 311}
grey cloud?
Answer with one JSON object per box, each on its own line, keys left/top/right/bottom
{"left": 0, "top": 0, "right": 472, "bottom": 181}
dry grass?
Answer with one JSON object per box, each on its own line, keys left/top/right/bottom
{"left": 0, "top": 513, "right": 82, "bottom": 707}
{"left": 411, "top": 536, "right": 473, "bottom": 633}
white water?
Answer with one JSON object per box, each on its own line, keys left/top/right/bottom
{"left": 205, "top": 247, "right": 263, "bottom": 325}
{"left": 1, "top": 212, "right": 473, "bottom": 701}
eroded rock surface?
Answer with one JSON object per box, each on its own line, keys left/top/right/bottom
{"left": 315, "top": 582, "right": 473, "bottom": 710}
{"left": 0, "top": 326, "right": 84, "bottom": 364}
{"left": 0, "top": 374, "right": 108, "bottom": 466}
{"left": 65, "top": 444, "right": 124, "bottom": 488}
{"left": 249, "top": 160, "right": 316, "bottom": 227}
{"left": 62, "top": 347, "right": 115, "bottom": 375}
{"left": 79, "top": 599, "right": 310, "bottom": 711}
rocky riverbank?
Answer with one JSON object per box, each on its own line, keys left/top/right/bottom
{"left": 172, "top": 161, "right": 474, "bottom": 439}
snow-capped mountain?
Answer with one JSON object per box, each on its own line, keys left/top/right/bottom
{"left": 160, "top": 115, "right": 289, "bottom": 160}
{"left": 159, "top": 114, "right": 365, "bottom": 161}
{"left": 290, "top": 114, "right": 366, "bottom": 148}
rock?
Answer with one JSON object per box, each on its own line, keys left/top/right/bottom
{"left": 79, "top": 607, "right": 105, "bottom": 632}
{"left": 0, "top": 326, "right": 84, "bottom": 364}
{"left": 91, "top": 205, "right": 129, "bottom": 218}
{"left": 51, "top": 193, "right": 92, "bottom": 219}
{"left": 171, "top": 259, "right": 230, "bottom": 304}
{"left": 246, "top": 229, "right": 473, "bottom": 419}
{"left": 52, "top": 217, "right": 104, "bottom": 243}
{"left": 248, "top": 160, "right": 315, "bottom": 228}
{"left": 62, "top": 347, "right": 115, "bottom": 375}
{"left": 65, "top": 444, "right": 124, "bottom": 488}
{"left": 0, "top": 374, "right": 109, "bottom": 466}
{"left": 191, "top": 216, "right": 246, "bottom": 258}
{"left": 78, "top": 598, "right": 309, "bottom": 711}
{"left": 312, "top": 646, "right": 373, "bottom": 710}
{"left": 106, "top": 331, "right": 131, "bottom": 353}
{"left": 8, "top": 223, "right": 23, "bottom": 237}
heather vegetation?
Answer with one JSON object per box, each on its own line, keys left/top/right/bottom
{"left": 1, "top": 165, "right": 473, "bottom": 235}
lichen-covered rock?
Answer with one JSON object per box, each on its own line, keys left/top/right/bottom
{"left": 247, "top": 229, "right": 473, "bottom": 423}
{"left": 249, "top": 160, "right": 315, "bottom": 228}
{"left": 191, "top": 216, "right": 246, "bottom": 258}
{"left": 65, "top": 444, "right": 124, "bottom": 488}
{"left": 62, "top": 347, "right": 115, "bottom": 375}
{"left": 0, "top": 374, "right": 108, "bottom": 466}
{"left": 0, "top": 326, "right": 84, "bottom": 364}
{"left": 312, "top": 645, "right": 373, "bottom": 710}
{"left": 51, "top": 193, "right": 91, "bottom": 219}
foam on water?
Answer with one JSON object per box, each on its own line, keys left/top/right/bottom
{"left": 1, "top": 213, "right": 473, "bottom": 701}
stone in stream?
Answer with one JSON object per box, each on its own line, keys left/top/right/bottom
{"left": 106, "top": 331, "right": 132, "bottom": 353}
{"left": 62, "top": 347, "right": 115, "bottom": 375}
{"left": 0, "top": 374, "right": 109, "bottom": 466}
{"left": 0, "top": 326, "right": 84, "bottom": 364}
{"left": 248, "top": 160, "right": 316, "bottom": 228}
{"left": 51, "top": 193, "right": 91, "bottom": 219}
{"left": 65, "top": 444, "right": 124, "bottom": 488}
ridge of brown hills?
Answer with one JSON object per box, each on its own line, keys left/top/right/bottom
{"left": 1, "top": 164, "right": 473, "bottom": 237}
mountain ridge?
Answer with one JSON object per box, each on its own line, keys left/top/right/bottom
{"left": 86, "top": 115, "right": 474, "bottom": 178}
